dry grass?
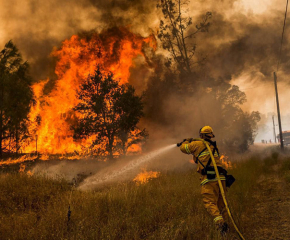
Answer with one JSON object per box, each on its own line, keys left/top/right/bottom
{"left": 280, "top": 155, "right": 290, "bottom": 183}
{"left": 0, "top": 154, "right": 274, "bottom": 240}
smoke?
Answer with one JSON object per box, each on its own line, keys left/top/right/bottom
{"left": 31, "top": 143, "right": 193, "bottom": 188}
{"left": 2, "top": 0, "right": 289, "bottom": 87}
{"left": 150, "top": 0, "right": 290, "bottom": 142}
{"left": 78, "top": 144, "right": 177, "bottom": 190}
{"left": 192, "top": 0, "right": 290, "bottom": 131}
{"left": 2, "top": 0, "right": 290, "bottom": 147}
{"left": 0, "top": 0, "right": 157, "bottom": 81}
{"left": 186, "top": 0, "right": 290, "bottom": 85}
{"left": 3, "top": 0, "right": 290, "bottom": 192}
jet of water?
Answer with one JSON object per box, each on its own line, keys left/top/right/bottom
{"left": 79, "top": 144, "right": 176, "bottom": 190}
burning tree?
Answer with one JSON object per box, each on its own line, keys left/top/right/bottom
{"left": 23, "top": 27, "right": 156, "bottom": 155}
{"left": 73, "top": 68, "right": 146, "bottom": 159}
{"left": 0, "top": 41, "right": 34, "bottom": 157}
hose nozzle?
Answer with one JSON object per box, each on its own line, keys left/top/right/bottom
{"left": 177, "top": 139, "right": 187, "bottom": 147}
{"left": 177, "top": 138, "right": 194, "bottom": 147}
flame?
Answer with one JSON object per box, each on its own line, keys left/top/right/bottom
{"left": 127, "top": 144, "right": 142, "bottom": 153}
{"left": 220, "top": 155, "right": 235, "bottom": 169}
{"left": 18, "top": 163, "right": 33, "bottom": 176}
{"left": 23, "top": 27, "right": 156, "bottom": 155}
{"left": 0, "top": 155, "right": 37, "bottom": 166}
{"left": 39, "top": 154, "right": 49, "bottom": 161}
{"left": 189, "top": 159, "right": 195, "bottom": 164}
{"left": 189, "top": 156, "right": 195, "bottom": 164}
{"left": 19, "top": 164, "right": 26, "bottom": 173}
{"left": 133, "top": 169, "right": 160, "bottom": 184}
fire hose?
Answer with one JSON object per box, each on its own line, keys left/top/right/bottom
{"left": 177, "top": 139, "right": 245, "bottom": 240}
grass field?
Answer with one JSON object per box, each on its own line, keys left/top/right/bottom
{"left": 0, "top": 149, "right": 289, "bottom": 240}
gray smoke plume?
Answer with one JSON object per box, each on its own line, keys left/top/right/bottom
{"left": 1, "top": 0, "right": 289, "bottom": 143}
{"left": 0, "top": 0, "right": 157, "bottom": 80}
{"left": 1, "top": 0, "right": 289, "bottom": 85}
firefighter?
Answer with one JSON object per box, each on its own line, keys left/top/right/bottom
{"left": 179, "top": 126, "right": 229, "bottom": 235}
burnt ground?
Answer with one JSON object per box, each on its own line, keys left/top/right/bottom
{"left": 246, "top": 166, "right": 290, "bottom": 240}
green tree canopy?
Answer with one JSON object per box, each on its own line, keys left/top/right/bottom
{"left": 73, "top": 68, "right": 146, "bottom": 159}
{"left": 0, "top": 40, "right": 34, "bottom": 157}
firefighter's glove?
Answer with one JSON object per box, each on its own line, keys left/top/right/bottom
{"left": 177, "top": 142, "right": 183, "bottom": 147}
{"left": 177, "top": 139, "right": 186, "bottom": 147}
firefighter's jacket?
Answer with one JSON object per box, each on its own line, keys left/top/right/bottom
{"left": 180, "top": 139, "right": 226, "bottom": 185}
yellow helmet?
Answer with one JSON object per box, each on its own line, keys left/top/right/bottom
{"left": 200, "top": 126, "right": 215, "bottom": 138}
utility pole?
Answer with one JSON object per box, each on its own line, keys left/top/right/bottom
{"left": 272, "top": 115, "right": 277, "bottom": 143}
{"left": 274, "top": 72, "right": 284, "bottom": 150}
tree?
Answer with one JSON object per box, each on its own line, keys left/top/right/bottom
{"left": 73, "top": 68, "right": 146, "bottom": 159}
{"left": 157, "top": 0, "right": 211, "bottom": 75}
{"left": 0, "top": 41, "right": 34, "bottom": 157}
{"left": 213, "top": 83, "right": 261, "bottom": 152}
{"left": 148, "top": 1, "right": 261, "bottom": 152}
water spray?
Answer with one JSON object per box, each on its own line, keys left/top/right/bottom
{"left": 79, "top": 144, "right": 176, "bottom": 190}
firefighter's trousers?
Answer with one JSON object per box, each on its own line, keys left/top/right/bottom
{"left": 201, "top": 180, "right": 228, "bottom": 225}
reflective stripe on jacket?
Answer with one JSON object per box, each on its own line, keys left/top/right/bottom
{"left": 200, "top": 176, "right": 226, "bottom": 186}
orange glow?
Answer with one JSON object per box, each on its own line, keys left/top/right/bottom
{"left": 18, "top": 163, "right": 34, "bottom": 176}
{"left": 0, "top": 155, "right": 37, "bottom": 167}
{"left": 39, "top": 154, "right": 49, "bottom": 161}
{"left": 22, "top": 27, "right": 156, "bottom": 155}
{"left": 27, "top": 170, "right": 33, "bottom": 177}
{"left": 133, "top": 169, "right": 160, "bottom": 184}
{"left": 127, "top": 144, "right": 142, "bottom": 153}
{"left": 220, "top": 155, "right": 234, "bottom": 169}
{"left": 19, "top": 164, "right": 26, "bottom": 173}
{"left": 189, "top": 158, "right": 195, "bottom": 164}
